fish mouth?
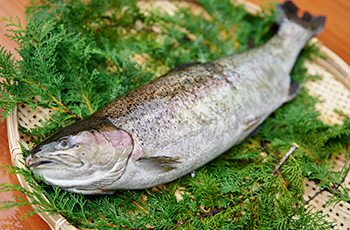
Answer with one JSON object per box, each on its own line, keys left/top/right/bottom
{"left": 27, "top": 160, "right": 59, "bottom": 168}
{"left": 26, "top": 154, "right": 84, "bottom": 168}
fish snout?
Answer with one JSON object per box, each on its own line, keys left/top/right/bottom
{"left": 25, "top": 154, "right": 32, "bottom": 167}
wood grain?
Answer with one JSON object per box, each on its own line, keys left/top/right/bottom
{"left": 0, "top": 0, "right": 50, "bottom": 229}
{"left": 0, "top": 0, "right": 349, "bottom": 229}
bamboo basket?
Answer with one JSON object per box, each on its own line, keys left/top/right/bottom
{"left": 6, "top": 0, "right": 350, "bottom": 229}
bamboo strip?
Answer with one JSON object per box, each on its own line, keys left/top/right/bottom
{"left": 6, "top": 110, "right": 77, "bottom": 230}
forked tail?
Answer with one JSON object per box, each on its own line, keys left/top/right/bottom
{"left": 277, "top": 1, "right": 326, "bottom": 37}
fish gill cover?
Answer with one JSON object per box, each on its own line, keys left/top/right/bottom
{"left": 0, "top": 0, "right": 349, "bottom": 229}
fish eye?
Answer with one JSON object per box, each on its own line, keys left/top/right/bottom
{"left": 58, "top": 139, "right": 70, "bottom": 150}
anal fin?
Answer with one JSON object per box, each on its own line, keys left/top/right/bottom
{"left": 287, "top": 79, "right": 301, "bottom": 102}
{"left": 247, "top": 37, "right": 256, "bottom": 50}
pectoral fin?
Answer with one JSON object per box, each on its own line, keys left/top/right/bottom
{"left": 136, "top": 156, "right": 181, "bottom": 173}
{"left": 66, "top": 187, "right": 115, "bottom": 195}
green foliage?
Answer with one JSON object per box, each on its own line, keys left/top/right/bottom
{"left": 0, "top": 0, "right": 349, "bottom": 229}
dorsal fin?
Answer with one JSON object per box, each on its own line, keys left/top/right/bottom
{"left": 167, "top": 61, "right": 201, "bottom": 73}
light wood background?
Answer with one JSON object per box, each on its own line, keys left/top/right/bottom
{"left": 0, "top": 0, "right": 349, "bottom": 229}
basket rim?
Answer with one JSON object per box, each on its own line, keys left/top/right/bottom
{"left": 6, "top": 1, "right": 350, "bottom": 230}
{"left": 6, "top": 109, "right": 78, "bottom": 230}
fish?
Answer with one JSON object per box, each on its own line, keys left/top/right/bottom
{"left": 26, "top": 1, "right": 325, "bottom": 194}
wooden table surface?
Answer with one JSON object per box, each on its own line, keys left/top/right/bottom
{"left": 0, "top": 0, "right": 349, "bottom": 229}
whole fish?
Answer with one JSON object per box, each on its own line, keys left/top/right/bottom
{"left": 26, "top": 1, "right": 325, "bottom": 194}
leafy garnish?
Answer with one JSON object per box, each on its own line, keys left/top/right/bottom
{"left": 1, "top": 0, "right": 349, "bottom": 229}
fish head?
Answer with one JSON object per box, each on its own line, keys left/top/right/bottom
{"left": 26, "top": 118, "right": 133, "bottom": 194}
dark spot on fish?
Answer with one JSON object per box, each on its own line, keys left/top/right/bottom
{"left": 82, "top": 153, "right": 85, "bottom": 155}
{"left": 221, "top": 74, "right": 233, "bottom": 85}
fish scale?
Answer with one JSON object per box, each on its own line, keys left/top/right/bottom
{"left": 26, "top": 1, "right": 326, "bottom": 194}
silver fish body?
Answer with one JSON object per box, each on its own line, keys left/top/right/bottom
{"left": 26, "top": 1, "right": 325, "bottom": 194}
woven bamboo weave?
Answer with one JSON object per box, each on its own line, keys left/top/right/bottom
{"left": 6, "top": 1, "right": 350, "bottom": 229}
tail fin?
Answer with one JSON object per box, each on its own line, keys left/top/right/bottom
{"left": 276, "top": 1, "right": 326, "bottom": 36}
